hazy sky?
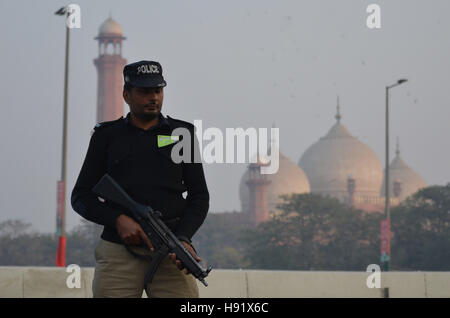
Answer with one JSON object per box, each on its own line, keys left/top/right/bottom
{"left": 1, "top": 0, "right": 449, "bottom": 233}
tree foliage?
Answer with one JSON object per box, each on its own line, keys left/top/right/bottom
{"left": 391, "top": 184, "right": 450, "bottom": 270}
{"left": 1, "top": 184, "right": 449, "bottom": 271}
{"left": 193, "top": 212, "right": 251, "bottom": 269}
{"left": 0, "top": 219, "right": 101, "bottom": 266}
{"left": 241, "top": 193, "right": 381, "bottom": 270}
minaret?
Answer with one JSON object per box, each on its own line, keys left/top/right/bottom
{"left": 246, "top": 159, "right": 271, "bottom": 226}
{"left": 245, "top": 124, "right": 275, "bottom": 226}
{"left": 94, "top": 16, "right": 127, "bottom": 123}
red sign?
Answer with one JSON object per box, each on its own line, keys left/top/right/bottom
{"left": 380, "top": 219, "right": 390, "bottom": 254}
{"left": 55, "top": 236, "right": 66, "bottom": 267}
{"left": 56, "top": 181, "right": 66, "bottom": 267}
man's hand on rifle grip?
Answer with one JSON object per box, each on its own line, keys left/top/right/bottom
{"left": 115, "top": 214, "right": 155, "bottom": 251}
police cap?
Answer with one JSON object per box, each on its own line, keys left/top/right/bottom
{"left": 123, "top": 60, "right": 167, "bottom": 88}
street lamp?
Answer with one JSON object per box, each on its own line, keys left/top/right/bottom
{"left": 54, "top": 6, "right": 71, "bottom": 267}
{"left": 382, "top": 78, "right": 408, "bottom": 271}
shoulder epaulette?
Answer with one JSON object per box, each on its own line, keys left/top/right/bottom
{"left": 166, "top": 115, "right": 194, "bottom": 128}
{"left": 93, "top": 117, "right": 123, "bottom": 131}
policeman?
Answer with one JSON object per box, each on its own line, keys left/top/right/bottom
{"left": 71, "top": 60, "right": 210, "bottom": 298}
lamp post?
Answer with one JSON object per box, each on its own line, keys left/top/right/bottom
{"left": 54, "top": 6, "right": 71, "bottom": 267}
{"left": 382, "top": 79, "right": 408, "bottom": 271}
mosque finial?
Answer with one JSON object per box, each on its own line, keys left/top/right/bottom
{"left": 335, "top": 95, "right": 342, "bottom": 123}
{"left": 268, "top": 121, "right": 276, "bottom": 151}
{"left": 396, "top": 137, "right": 400, "bottom": 157}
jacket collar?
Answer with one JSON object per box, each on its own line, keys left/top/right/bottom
{"left": 124, "top": 112, "right": 171, "bottom": 132}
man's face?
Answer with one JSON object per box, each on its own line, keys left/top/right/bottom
{"left": 123, "top": 86, "right": 164, "bottom": 120}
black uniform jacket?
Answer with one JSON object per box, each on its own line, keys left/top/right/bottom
{"left": 71, "top": 112, "right": 209, "bottom": 244}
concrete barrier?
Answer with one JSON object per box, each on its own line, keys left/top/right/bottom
{"left": 0, "top": 266, "right": 449, "bottom": 298}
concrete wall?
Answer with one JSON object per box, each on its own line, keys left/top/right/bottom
{"left": 0, "top": 267, "right": 449, "bottom": 298}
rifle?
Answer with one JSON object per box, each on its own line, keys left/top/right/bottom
{"left": 92, "top": 174, "right": 212, "bottom": 292}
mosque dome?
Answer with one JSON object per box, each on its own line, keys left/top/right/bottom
{"left": 98, "top": 16, "right": 123, "bottom": 36}
{"left": 380, "top": 139, "right": 427, "bottom": 201}
{"left": 239, "top": 151, "right": 310, "bottom": 213}
{"left": 298, "top": 103, "right": 383, "bottom": 201}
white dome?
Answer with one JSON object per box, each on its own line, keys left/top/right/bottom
{"left": 239, "top": 151, "right": 310, "bottom": 213}
{"left": 298, "top": 110, "right": 383, "bottom": 201}
{"left": 380, "top": 145, "right": 427, "bottom": 201}
{"left": 99, "top": 17, "right": 123, "bottom": 36}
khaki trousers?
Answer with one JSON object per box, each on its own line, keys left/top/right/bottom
{"left": 92, "top": 239, "right": 199, "bottom": 298}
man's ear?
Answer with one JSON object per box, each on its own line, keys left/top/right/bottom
{"left": 123, "top": 89, "right": 130, "bottom": 104}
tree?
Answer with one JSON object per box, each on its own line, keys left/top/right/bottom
{"left": 241, "top": 193, "right": 381, "bottom": 270}
{"left": 193, "top": 212, "right": 251, "bottom": 269}
{"left": 0, "top": 219, "right": 33, "bottom": 239}
{"left": 66, "top": 219, "right": 103, "bottom": 266}
{"left": 0, "top": 220, "right": 57, "bottom": 265}
{"left": 391, "top": 184, "right": 450, "bottom": 270}
{"left": 0, "top": 218, "right": 102, "bottom": 266}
